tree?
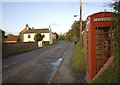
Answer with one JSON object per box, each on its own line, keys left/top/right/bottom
{"left": 65, "top": 20, "right": 86, "bottom": 43}
{"left": 66, "top": 21, "right": 80, "bottom": 42}
{"left": 1, "top": 29, "right": 5, "bottom": 38}
{"left": 0, "top": 29, "right": 6, "bottom": 42}
{"left": 55, "top": 32, "right": 59, "bottom": 40}
{"left": 17, "top": 36, "right": 21, "bottom": 42}
{"left": 59, "top": 34, "right": 65, "bottom": 40}
{"left": 2, "top": 30, "right": 5, "bottom": 37}
{"left": 7, "top": 34, "right": 14, "bottom": 36}
{"left": 110, "top": 0, "right": 120, "bottom": 82}
{"left": 111, "top": 1, "right": 120, "bottom": 29}
{"left": 34, "top": 33, "right": 44, "bottom": 42}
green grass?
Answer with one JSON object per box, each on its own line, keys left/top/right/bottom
{"left": 71, "top": 43, "right": 86, "bottom": 72}
{"left": 71, "top": 43, "right": 118, "bottom": 83}
{"left": 2, "top": 47, "right": 40, "bottom": 59}
{"left": 92, "top": 60, "right": 118, "bottom": 83}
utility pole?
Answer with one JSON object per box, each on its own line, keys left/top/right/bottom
{"left": 80, "top": 0, "right": 83, "bottom": 47}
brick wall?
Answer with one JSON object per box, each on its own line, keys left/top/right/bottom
{"left": 2, "top": 42, "right": 38, "bottom": 52}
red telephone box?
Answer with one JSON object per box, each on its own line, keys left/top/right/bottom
{"left": 86, "top": 12, "right": 113, "bottom": 81}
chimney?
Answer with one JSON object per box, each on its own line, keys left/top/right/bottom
{"left": 25, "top": 24, "right": 29, "bottom": 30}
{"left": 32, "top": 27, "right": 34, "bottom": 29}
{"left": 49, "top": 26, "right": 51, "bottom": 31}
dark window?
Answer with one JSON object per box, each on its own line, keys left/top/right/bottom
{"left": 28, "top": 35, "right": 31, "bottom": 38}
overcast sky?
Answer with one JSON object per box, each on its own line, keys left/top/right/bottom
{"left": 1, "top": 0, "right": 113, "bottom": 35}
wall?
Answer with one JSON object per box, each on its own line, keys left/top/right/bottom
{"left": 49, "top": 29, "right": 53, "bottom": 44}
{"left": 24, "top": 33, "right": 35, "bottom": 42}
{"left": 23, "top": 33, "right": 52, "bottom": 44}
{"left": 2, "top": 42, "right": 38, "bottom": 52}
{"left": 41, "top": 33, "right": 50, "bottom": 41}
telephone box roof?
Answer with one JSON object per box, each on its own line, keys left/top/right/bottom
{"left": 86, "top": 11, "right": 113, "bottom": 21}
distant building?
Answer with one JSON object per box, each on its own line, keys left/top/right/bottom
{"left": 23, "top": 25, "right": 53, "bottom": 44}
{"left": 5, "top": 34, "right": 18, "bottom": 43}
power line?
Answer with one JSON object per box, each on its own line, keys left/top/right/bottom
{"left": 83, "top": 2, "right": 108, "bottom": 7}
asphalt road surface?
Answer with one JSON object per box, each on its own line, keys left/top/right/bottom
{"left": 2, "top": 41, "right": 72, "bottom": 83}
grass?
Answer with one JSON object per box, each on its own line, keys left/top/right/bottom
{"left": 71, "top": 43, "right": 86, "bottom": 72}
{"left": 92, "top": 60, "right": 118, "bottom": 83}
{"left": 2, "top": 47, "right": 40, "bottom": 59}
{"left": 71, "top": 43, "right": 118, "bottom": 83}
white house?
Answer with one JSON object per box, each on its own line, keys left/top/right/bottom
{"left": 23, "top": 27, "right": 53, "bottom": 44}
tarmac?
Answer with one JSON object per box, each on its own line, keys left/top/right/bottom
{"left": 48, "top": 43, "right": 86, "bottom": 83}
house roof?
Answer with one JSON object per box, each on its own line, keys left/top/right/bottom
{"left": 5, "top": 35, "right": 18, "bottom": 41}
{"left": 24, "top": 28, "right": 50, "bottom": 34}
{"left": 19, "top": 24, "right": 30, "bottom": 34}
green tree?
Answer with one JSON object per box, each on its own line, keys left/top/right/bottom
{"left": 0, "top": 29, "right": 6, "bottom": 42}
{"left": 58, "top": 33, "right": 65, "bottom": 40}
{"left": 7, "top": 34, "right": 14, "bottom": 36}
{"left": 65, "top": 20, "right": 86, "bottom": 43}
{"left": 1, "top": 30, "right": 5, "bottom": 37}
{"left": 34, "top": 33, "right": 44, "bottom": 42}
{"left": 55, "top": 32, "right": 59, "bottom": 40}
{"left": 17, "top": 36, "right": 21, "bottom": 42}
{"left": 111, "top": 0, "right": 120, "bottom": 82}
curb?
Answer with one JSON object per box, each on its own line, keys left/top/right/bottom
{"left": 47, "top": 45, "right": 71, "bottom": 84}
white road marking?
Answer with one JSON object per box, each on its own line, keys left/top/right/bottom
{"left": 12, "top": 62, "right": 18, "bottom": 64}
{"left": 3, "top": 65, "right": 10, "bottom": 68}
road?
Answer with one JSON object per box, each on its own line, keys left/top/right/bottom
{"left": 2, "top": 41, "right": 73, "bottom": 83}
{"left": 49, "top": 42, "right": 75, "bottom": 83}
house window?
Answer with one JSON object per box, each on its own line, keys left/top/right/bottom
{"left": 28, "top": 35, "right": 31, "bottom": 38}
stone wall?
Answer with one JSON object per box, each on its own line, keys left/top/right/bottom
{"left": 2, "top": 42, "right": 38, "bottom": 52}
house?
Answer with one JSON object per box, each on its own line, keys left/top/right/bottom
{"left": 5, "top": 34, "right": 18, "bottom": 43}
{"left": 19, "top": 24, "right": 30, "bottom": 42}
{"left": 23, "top": 26, "right": 53, "bottom": 44}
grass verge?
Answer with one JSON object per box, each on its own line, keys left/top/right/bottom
{"left": 71, "top": 43, "right": 118, "bottom": 83}
{"left": 92, "top": 60, "right": 118, "bottom": 83}
{"left": 71, "top": 43, "right": 86, "bottom": 72}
